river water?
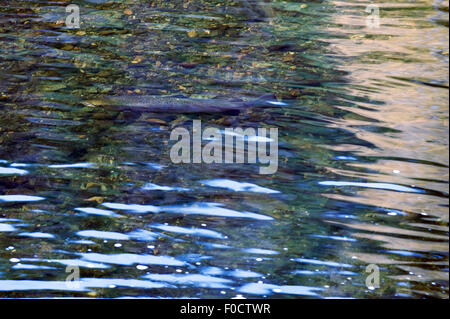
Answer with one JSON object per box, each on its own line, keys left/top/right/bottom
{"left": 0, "top": 0, "right": 448, "bottom": 298}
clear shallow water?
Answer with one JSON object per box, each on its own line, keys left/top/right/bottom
{"left": 0, "top": 0, "right": 448, "bottom": 298}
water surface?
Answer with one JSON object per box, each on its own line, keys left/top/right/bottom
{"left": 0, "top": 0, "right": 448, "bottom": 298}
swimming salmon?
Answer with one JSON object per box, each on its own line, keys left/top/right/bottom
{"left": 84, "top": 93, "right": 281, "bottom": 115}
